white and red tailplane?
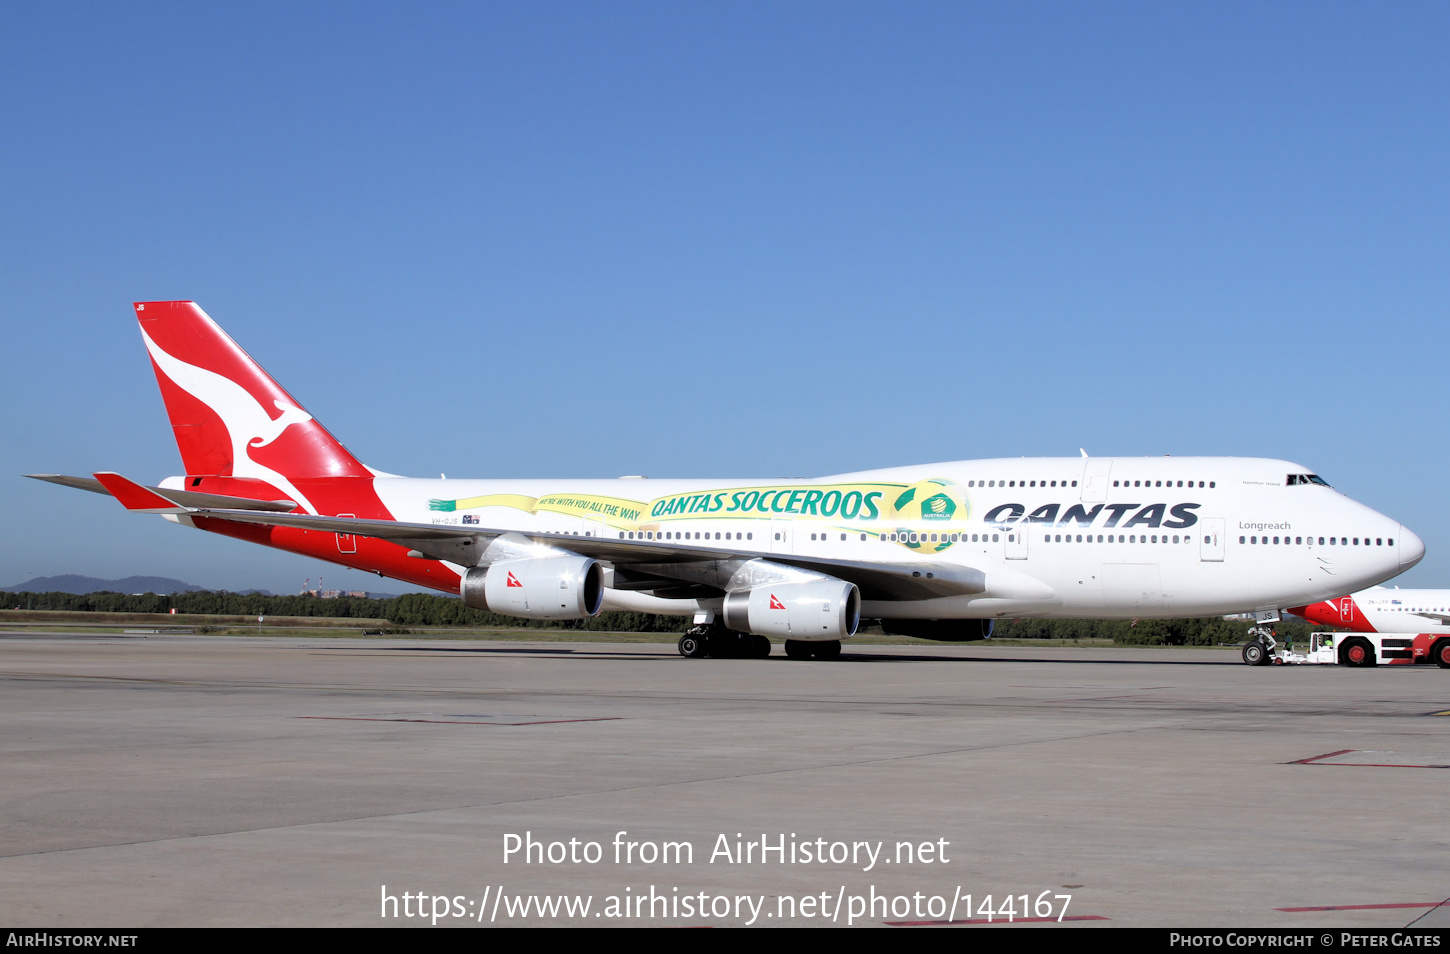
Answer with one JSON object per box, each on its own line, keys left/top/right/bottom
{"left": 134, "top": 301, "right": 386, "bottom": 519}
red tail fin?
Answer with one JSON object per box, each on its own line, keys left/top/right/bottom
{"left": 134, "top": 301, "right": 372, "bottom": 487}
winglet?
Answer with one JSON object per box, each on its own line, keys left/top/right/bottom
{"left": 91, "top": 472, "right": 190, "bottom": 513}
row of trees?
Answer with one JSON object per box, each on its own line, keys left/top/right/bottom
{"left": 4, "top": 590, "right": 1315, "bottom": 643}
{"left": 2, "top": 590, "right": 694, "bottom": 632}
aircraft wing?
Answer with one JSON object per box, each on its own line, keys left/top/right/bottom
{"left": 189, "top": 507, "right": 985, "bottom": 600}
{"left": 50, "top": 468, "right": 981, "bottom": 601}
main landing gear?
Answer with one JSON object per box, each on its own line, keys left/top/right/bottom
{"left": 676, "top": 626, "right": 844, "bottom": 661}
{"left": 784, "top": 639, "right": 841, "bottom": 661}
{"left": 677, "top": 623, "right": 771, "bottom": 659}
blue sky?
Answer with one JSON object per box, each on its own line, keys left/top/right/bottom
{"left": 3, "top": 2, "right": 1447, "bottom": 595}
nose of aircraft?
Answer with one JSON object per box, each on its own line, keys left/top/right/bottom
{"left": 1399, "top": 525, "right": 1425, "bottom": 571}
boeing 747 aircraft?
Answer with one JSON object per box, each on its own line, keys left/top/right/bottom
{"left": 29, "top": 302, "right": 1424, "bottom": 659}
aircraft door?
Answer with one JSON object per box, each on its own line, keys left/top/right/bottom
{"left": 1081, "top": 460, "right": 1113, "bottom": 503}
{"left": 584, "top": 515, "right": 609, "bottom": 539}
{"left": 336, "top": 513, "right": 357, "bottom": 554}
{"left": 770, "top": 519, "right": 793, "bottom": 554}
{"left": 1005, "top": 525, "right": 1028, "bottom": 560}
{"left": 1338, "top": 598, "right": 1355, "bottom": 625}
{"left": 1199, "top": 517, "right": 1225, "bottom": 562}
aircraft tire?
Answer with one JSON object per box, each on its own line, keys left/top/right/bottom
{"left": 678, "top": 632, "right": 708, "bottom": 659}
{"left": 811, "top": 640, "right": 842, "bottom": 661}
{"left": 1433, "top": 638, "right": 1450, "bottom": 670}
{"left": 1340, "top": 637, "right": 1375, "bottom": 668}
{"left": 784, "top": 640, "right": 813, "bottom": 660}
{"left": 748, "top": 634, "right": 772, "bottom": 659}
{"left": 1241, "top": 641, "right": 1266, "bottom": 666}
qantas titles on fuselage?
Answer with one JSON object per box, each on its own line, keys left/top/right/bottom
{"left": 30, "top": 301, "right": 1424, "bottom": 649}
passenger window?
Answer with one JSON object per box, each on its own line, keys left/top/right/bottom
{"left": 992, "top": 534, "right": 999, "bottom": 542}
{"left": 1239, "top": 536, "right": 1245, "bottom": 544}
{"left": 1388, "top": 538, "right": 1393, "bottom": 546}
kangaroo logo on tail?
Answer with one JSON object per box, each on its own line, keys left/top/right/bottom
{"left": 140, "top": 326, "right": 320, "bottom": 513}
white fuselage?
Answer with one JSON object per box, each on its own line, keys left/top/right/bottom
{"left": 366, "top": 455, "right": 1420, "bottom": 620}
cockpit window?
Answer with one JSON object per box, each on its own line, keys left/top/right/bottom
{"left": 1287, "top": 474, "right": 1331, "bottom": 487}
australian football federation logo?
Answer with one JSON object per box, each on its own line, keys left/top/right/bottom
{"left": 890, "top": 479, "right": 965, "bottom": 522}
{"left": 885, "top": 479, "right": 969, "bottom": 552}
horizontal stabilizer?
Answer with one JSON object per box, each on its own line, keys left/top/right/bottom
{"left": 26, "top": 474, "right": 298, "bottom": 512}
{"left": 91, "top": 473, "right": 187, "bottom": 512}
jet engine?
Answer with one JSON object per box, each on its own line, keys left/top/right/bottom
{"left": 880, "top": 618, "right": 993, "bottom": 641}
{"left": 460, "top": 556, "right": 604, "bottom": 620}
{"left": 722, "top": 580, "right": 860, "bottom": 641}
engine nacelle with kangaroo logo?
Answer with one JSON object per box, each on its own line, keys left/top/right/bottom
{"left": 722, "top": 580, "right": 860, "bottom": 642}
{"left": 461, "top": 556, "right": 604, "bottom": 620}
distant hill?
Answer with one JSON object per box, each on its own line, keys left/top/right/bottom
{"left": 1, "top": 575, "right": 404, "bottom": 598}
{"left": 3, "top": 575, "right": 207, "bottom": 595}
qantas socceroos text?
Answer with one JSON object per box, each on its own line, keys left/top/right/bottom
{"left": 379, "top": 831, "right": 1076, "bottom": 925}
